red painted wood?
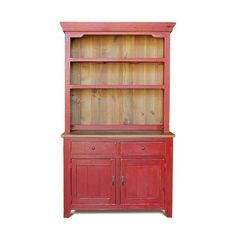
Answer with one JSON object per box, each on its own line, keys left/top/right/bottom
{"left": 70, "top": 137, "right": 166, "bottom": 142}
{"left": 165, "top": 138, "right": 173, "bottom": 217}
{"left": 70, "top": 58, "right": 165, "bottom": 62}
{"left": 120, "top": 142, "right": 165, "bottom": 156}
{"left": 67, "top": 31, "right": 166, "bottom": 37}
{"left": 71, "top": 159, "right": 116, "bottom": 204}
{"left": 71, "top": 203, "right": 164, "bottom": 210}
{"left": 71, "top": 141, "right": 117, "bottom": 155}
{"left": 120, "top": 159, "right": 164, "bottom": 205}
{"left": 69, "top": 85, "right": 165, "bottom": 89}
{"left": 164, "top": 34, "right": 170, "bottom": 133}
{"left": 65, "top": 34, "right": 71, "bottom": 132}
{"left": 63, "top": 139, "right": 71, "bottom": 218}
{"left": 70, "top": 124, "right": 164, "bottom": 131}
{"left": 60, "top": 22, "right": 176, "bottom": 33}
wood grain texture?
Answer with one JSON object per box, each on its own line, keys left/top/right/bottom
{"left": 71, "top": 35, "right": 164, "bottom": 58}
{"left": 71, "top": 89, "right": 163, "bottom": 125}
{"left": 71, "top": 62, "right": 163, "bottom": 85}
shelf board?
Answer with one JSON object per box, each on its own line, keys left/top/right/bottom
{"left": 70, "top": 58, "right": 165, "bottom": 63}
{"left": 70, "top": 124, "right": 164, "bottom": 131}
{"left": 68, "top": 85, "right": 165, "bottom": 89}
{"left": 61, "top": 130, "right": 175, "bottom": 138}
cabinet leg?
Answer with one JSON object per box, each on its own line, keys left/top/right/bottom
{"left": 165, "top": 207, "right": 172, "bottom": 218}
{"left": 64, "top": 209, "right": 71, "bottom": 218}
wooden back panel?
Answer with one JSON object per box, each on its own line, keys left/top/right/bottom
{"left": 71, "top": 35, "right": 164, "bottom": 58}
{"left": 71, "top": 62, "right": 164, "bottom": 85}
{"left": 71, "top": 89, "right": 163, "bottom": 125}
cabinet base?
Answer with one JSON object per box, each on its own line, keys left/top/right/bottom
{"left": 64, "top": 205, "right": 172, "bottom": 218}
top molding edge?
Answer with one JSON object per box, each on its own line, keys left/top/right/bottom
{"left": 60, "top": 22, "right": 176, "bottom": 33}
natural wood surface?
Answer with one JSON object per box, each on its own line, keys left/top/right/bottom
{"left": 61, "top": 130, "right": 175, "bottom": 138}
{"left": 71, "top": 35, "right": 164, "bottom": 58}
{"left": 71, "top": 62, "right": 163, "bottom": 85}
{"left": 71, "top": 89, "right": 163, "bottom": 125}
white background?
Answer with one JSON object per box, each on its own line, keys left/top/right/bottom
{"left": 0, "top": 0, "right": 236, "bottom": 235}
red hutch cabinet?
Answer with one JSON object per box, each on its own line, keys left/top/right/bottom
{"left": 60, "top": 22, "right": 175, "bottom": 218}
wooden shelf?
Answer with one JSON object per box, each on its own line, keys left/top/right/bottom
{"left": 69, "top": 85, "right": 165, "bottom": 89}
{"left": 70, "top": 58, "right": 165, "bottom": 63}
{"left": 61, "top": 130, "right": 175, "bottom": 138}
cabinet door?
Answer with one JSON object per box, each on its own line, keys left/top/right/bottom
{"left": 121, "top": 159, "right": 164, "bottom": 205}
{"left": 72, "top": 159, "right": 116, "bottom": 204}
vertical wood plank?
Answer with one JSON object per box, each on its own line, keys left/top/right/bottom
{"left": 71, "top": 90, "right": 80, "bottom": 124}
{"left": 79, "top": 90, "right": 90, "bottom": 124}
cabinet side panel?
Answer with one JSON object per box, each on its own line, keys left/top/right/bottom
{"left": 65, "top": 34, "right": 71, "bottom": 132}
{"left": 165, "top": 138, "right": 173, "bottom": 217}
{"left": 64, "top": 138, "right": 71, "bottom": 217}
{"left": 164, "top": 33, "right": 170, "bottom": 133}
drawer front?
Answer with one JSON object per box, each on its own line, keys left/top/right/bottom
{"left": 71, "top": 142, "right": 117, "bottom": 155}
{"left": 120, "top": 142, "right": 165, "bottom": 156}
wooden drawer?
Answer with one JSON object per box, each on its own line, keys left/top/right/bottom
{"left": 71, "top": 142, "right": 117, "bottom": 155}
{"left": 120, "top": 142, "right": 165, "bottom": 156}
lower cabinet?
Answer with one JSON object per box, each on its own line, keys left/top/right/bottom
{"left": 64, "top": 138, "right": 173, "bottom": 217}
{"left": 71, "top": 158, "right": 164, "bottom": 206}
{"left": 71, "top": 159, "right": 116, "bottom": 204}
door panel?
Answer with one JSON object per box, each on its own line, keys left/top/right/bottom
{"left": 72, "top": 159, "right": 116, "bottom": 204}
{"left": 121, "top": 159, "right": 164, "bottom": 205}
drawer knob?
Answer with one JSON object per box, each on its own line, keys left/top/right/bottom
{"left": 91, "top": 146, "right": 95, "bottom": 150}
{"left": 141, "top": 146, "right": 145, "bottom": 150}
